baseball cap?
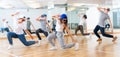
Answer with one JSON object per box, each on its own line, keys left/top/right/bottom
{"left": 17, "top": 15, "right": 25, "bottom": 20}
{"left": 60, "top": 14, "right": 67, "bottom": 20}
{"left": 41, "top": 14, "right": 47, "bottom": 17}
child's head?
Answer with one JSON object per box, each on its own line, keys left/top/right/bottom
{"left": 40, "top": 14, "right": 47, "bottom": 20}
{"left": 60, "top": 14, "right": 68, "bottom": 25}
{"left": 18, "top": 18, "right": 25, "bottom": 23}
{"left": 104, "top": 8, "right": 110, "bottom": 13}
{"left": 83, "top": 14, "right": 87, "bottom": 19}
{"left": 60, "top": 14, "right": 67, "bottom": 20}
{"left": 27, "top": 17, "right": 30, "bottom": 20}
{"left": 41, "top": 14, "right": 47, "bottom": 18}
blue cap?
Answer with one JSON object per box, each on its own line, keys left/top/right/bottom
{"left": 41, "top": 14, "right": 47, "bottom": 17}
{"left": 60, "top": 14, "right": 67, "bottom": 20}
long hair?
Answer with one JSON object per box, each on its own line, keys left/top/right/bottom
{"left": 60, "top": 18, "right": 68, "bottom": 31}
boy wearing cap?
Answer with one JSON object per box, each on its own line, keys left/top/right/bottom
{"left": 36, "top": 14, "right": 50, "bottom": 46}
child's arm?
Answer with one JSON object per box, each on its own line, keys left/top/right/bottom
{"left": 65, "top": 26, "right": 77, "bottom": 43}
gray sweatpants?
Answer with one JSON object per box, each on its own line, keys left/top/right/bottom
{"left": 47, "top": 32, "right": 75, "bottom": 49}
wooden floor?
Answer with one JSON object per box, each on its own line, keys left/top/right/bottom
{"left": 0, "top": 33, "right": 120, "bottom": 57}
{"left": 0, "top": 30, "right": 120, "bottom": 57}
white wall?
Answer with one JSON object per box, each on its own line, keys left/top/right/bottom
{"left": 86, "top": 7, "right": 100, "bottom": 30}
{"left": 112, "top": 0, "right": 120, "bottom": 8}
{"left": 0, "top": 8, "right": 65, "bottom": 30}
{"left": 0, "top": 9, "right": 47, "bottom": 29}
{"left": 48, "top": 7, "right": 66, "bottom": 21}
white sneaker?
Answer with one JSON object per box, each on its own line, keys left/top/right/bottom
{"left": 74, "top": 43, "right": 79, "bottom": 51}
{"left": 38, "top": 40, "right": 41, "bottom": 46}
{"left": 7, "top": 45, "right": 13, "bottom": 50}
{"left": 49, "top": 46, "right": 57, "bottom": 51}
{"left": 89, "top": 33, "right": 92, "bottom": 38}
{"left": 74, "top": 35, "right": 77, "bottom": 38}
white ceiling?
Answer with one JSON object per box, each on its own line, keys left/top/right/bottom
{"left": 0, "top": 0, "right": 112, "bottom": 9}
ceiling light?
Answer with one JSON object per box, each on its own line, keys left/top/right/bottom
{"left": 48, "top": 2, "right": 54, "bottom": 9}
{"left": 72, "top": 3, "right": 84, "bottom": 7}
{"left": 67, "top": 7, "right": 75, "bottom": 11}
{"left": 0, "top": 3, "right": 13, "bottom": 8}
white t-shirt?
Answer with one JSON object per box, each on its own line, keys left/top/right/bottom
{"left": 3, "top": 21, "right": 9, "bottom": 28}
{"left": 13, "top": 22, "right": 26, "bottom": 34}
{"left": 79, "top": 18, "right": 86, "bottom": 26}
{"left": 56, "top": 19, "right": 63, "bottom": 32}
{"left": 12, "top": 14, "right": 24, "bottom": 29}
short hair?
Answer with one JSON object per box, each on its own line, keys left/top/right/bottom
{"left": 23, "top": 16, "right": 26, "bottom": 18}
{"left": 107, "top": 8, "right": 110, "bottom": 11}
{"left": 83, "top": 14, "right": 87, "bottom": 19}
{"left": 27, "top": 17, "right": 30, "bottom": 20}
{"left": 41, "top": 14, "right": 47, "bottom": 17}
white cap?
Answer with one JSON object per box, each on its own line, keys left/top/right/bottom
{"left": 19, "top": 15, "right": 24, "bottom": 18}
{"left": 16, "top": 15, "right": 25, "bottom": 20}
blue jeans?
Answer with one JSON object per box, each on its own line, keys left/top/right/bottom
{"left": 1, "top": 27, "right": 10, "bottom": 33}
{"left": 7, "top": 32, "right": 36, "bottom": 46}
{"left": 94, "top": 25, "right": 113, "bottom": 38}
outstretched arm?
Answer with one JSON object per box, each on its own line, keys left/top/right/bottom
{"left": 46, "top": 20, "right": 52, "bottom": 33}
{"left": 36, "top": 16, "right": 41, "bottom": 21}
{"left": 65, "top": 26, "right": 77, "bottom": 43}
{"left": 97, "top": 7, "right": 105, "bottom": 12}
{"left": 11, "top": 12, "right": 19, "bottom": 16}
{"left": 36, "top": 16, "right": 46, "bottom": 21}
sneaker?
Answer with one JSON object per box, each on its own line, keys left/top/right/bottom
{"left": 89, "top": 33, "right": 92, "bottom": 38}
{"left": 7, "top": 45, "right": 13, "bottom": 50}
{"left": 74, "top": 43, "right": 79, "bottom": 51}
{"left": 74, "top": 35, "right": 77, "bottom": 38}
{"left": 97, "top": 38, "right": 102, "bottom": 42}
{"left": 49, "top": 46, "right": 57, "bottom": 51}
{"left": 112, "top": 36, "right": 117, "bottom": 42}
{"left": 38, "top": 40, "right": 41, "bottom": 46}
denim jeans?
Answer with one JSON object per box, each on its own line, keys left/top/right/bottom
{"left": 1, "top": 27, "right": 10, "bottom": 33}
{"left": 35, "top": 28, "right": 48, "bottom": 40}
{"left": 94, "top": 25, "right": 113, "bottom": 38}
{"left": 7, "top": 32, "right": 35, "bottom": 46}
